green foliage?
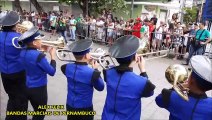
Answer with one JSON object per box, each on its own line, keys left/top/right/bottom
{"left": 58, "top": 0, "right": 126, "bottom": 15}
{"left": 183, "top": 7, "right": 198, "bottom": 24}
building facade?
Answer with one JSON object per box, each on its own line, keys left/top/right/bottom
{"left": 0, "top": 0, "right": 202, "bottom": 23}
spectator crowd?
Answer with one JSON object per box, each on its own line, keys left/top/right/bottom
{"left": 2, "top": 9, "right": 212, "bottom": 61}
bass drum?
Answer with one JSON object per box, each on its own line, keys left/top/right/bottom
{"left": 137, "top": 36, "right": 149, "bottom": 54}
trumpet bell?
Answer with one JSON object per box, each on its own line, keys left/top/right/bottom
{"left": 165, "top": 64, "right": 189, "bottom": 101}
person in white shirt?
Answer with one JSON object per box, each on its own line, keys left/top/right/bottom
{"left": 69, "top": 15, "right": 77, "bottom": 40}
{"left": 83, "top": 16, "right": 89, "bottom": 38}
{"left": 173, "top": 22, "right": 184, "bottom": 60}
{"left": 107, "top": 19, "right": 115, "bottom": 45}
{"left": 96, "top": 18, "right": 105, "bottom": 41}
{"left": 89, "top": 16, "right": 96, "bottom": 38}
{"left": 153, "top": 21, "right": 164, "bottom": 53}
{"left": 31, "top": 11, "right": 35, "bottom": 25}
{"left": 115, "top": 21, "right": 122, "bottom": 38}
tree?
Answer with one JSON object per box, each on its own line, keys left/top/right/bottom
{"left": 30, "top": 0, "right": 44, "bottom": 13}
{"left": 58, "top": 0, "right": 126, "bottom": 16}
{"left": 183, "top": 7, "right": 198, "bottom": 24}
{"left": 14, "top": 0, "right": 23, "bottom": 15}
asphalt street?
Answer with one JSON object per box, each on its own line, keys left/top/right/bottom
{"left": 1, "top": 33, "right": 212, "bottom": 120}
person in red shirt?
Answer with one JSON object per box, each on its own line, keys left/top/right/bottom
{"left": 148, "top": 20, "right": 155, "bottom": 51}
{"left": 132, "top": 18, "right": 142, "bottom": 38}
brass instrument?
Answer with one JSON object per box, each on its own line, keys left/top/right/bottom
{"left": 137, "top": 36, "right": 169, "bottom": 60}
{"left": 165, "top": 64, "right": 189, "bottom": 101}
{"left": 12, "top": 21, "right": 34, "bottom": 48}
{"left": 41, "top": 36, "right": 65, "bottom": 49}
{"left": 56, "top": 48, "right": 114, "bottom": 69}
{"left": 137, "top": 36, "right": 149, "bottom": 54}
{"left": 13, "top": 20, "right": 65, "bottom": 49}
{"left": 16, "top": 21, "right": 34, "bottom": 34}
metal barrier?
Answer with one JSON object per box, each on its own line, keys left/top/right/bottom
{"left": 205, "top": 43, "right": 212, "bottom": 59}
{"left": 74, "top": 24, "right": 212, "bottom": 59}
{"left": 32, "top": 20, "right": 211, "bottom": 59}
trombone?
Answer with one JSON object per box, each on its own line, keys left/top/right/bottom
{"left": 12, "top": 35, "right": 66, "bottom": 50}
{"left": 41, "top": 36, "right": 66, "bottom": 50}
{"left": 136, "top": 36, "right": 169, "bottom": 60}
{"left": 12, "top": 20, "right": 66, "bottom": 50}
{"left": 56, "top": 37, "right": 170, "bottom": 69}
{"left": 56, "top": 48, "right": 115, "bottom": 69}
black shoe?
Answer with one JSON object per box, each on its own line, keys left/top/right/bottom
{"left": 182, "top": 62, "right": 188, "bottom": 65}
{"left": 69, "top": 39, "right": 75, "bottom": 41}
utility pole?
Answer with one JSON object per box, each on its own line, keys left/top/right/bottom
{"left": 130, "top": 0, "right": 134, "bottom": 18}
{"left": 198, "top": 0, "right": 204, "bottom": 22}
{"left": 29, "top": 0, "right": 31, "bottom": 13}
{"left": 86, "top": 0, "right": 88, "bottom": 16}
{"left": 180, "top": 0, "right": 186, "bottom": 23}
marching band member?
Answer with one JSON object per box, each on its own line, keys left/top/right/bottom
{"left": 18, "top": 27, "right": 56, "bottom": 120}
{"left": 155, "top": 55, "right": 212, "bottom": 120}
{"left": 102, "top": 35, "right": 156, "bottom": 120}
{"left": 60, "top": 39, "right": 104, "bottom": 120}
{"left": 0, "top": 11, "right": 28, "bottom": 120}
{"left": 96, "top": 18, "right": 105, "bottom": 42}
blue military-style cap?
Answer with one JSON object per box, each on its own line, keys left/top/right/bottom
{"left": 68, "top": 39, "right": 93, "bottom": 55}
{"left": 190, "top": 55, "right": 212, "bottom": 90}
{"left": 1, "top": 11, "right": 20, "bottom": 26}
{"left": 109, "top": 35, "right": 139, "bottom": 61}
{"left": 18, "top": 27, "right": 44, "bottom": 44}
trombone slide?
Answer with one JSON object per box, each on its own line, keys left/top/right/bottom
{"left": 41, "top": 40, "right": 65, "bottom": 48}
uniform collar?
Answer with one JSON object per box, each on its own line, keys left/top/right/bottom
{"left": 26, "top": 47, "right": 37, "bottom": 50}
{"left": 115, "top": 65, "right": 133, "bottom": 73}
{"left": 3, "top": 30, "right": 16, "bottom": 32}
{"left": 75, "top": 62, "right": 88, "bottom": 65}
{"left": 189, "top": 92, "right": 207, "bottom": 99}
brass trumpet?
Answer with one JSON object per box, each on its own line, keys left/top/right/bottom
{"left": 165, "top": 64, "right": 189, "bottom": 101}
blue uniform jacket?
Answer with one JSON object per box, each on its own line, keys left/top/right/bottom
{"left": 0, "top": 31, "right": 24, "bottom": 74}
{"left": 155, "top": 89, "right": 212, "bottom": 120}
{"left": 102, "top": 66, "right": 155, "bottom": 120}
{"left": 61, "top": 62, "right": 104, "bottom": 108}
{"left": 20, "top": 48, "right": 56, "bottom": 88}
